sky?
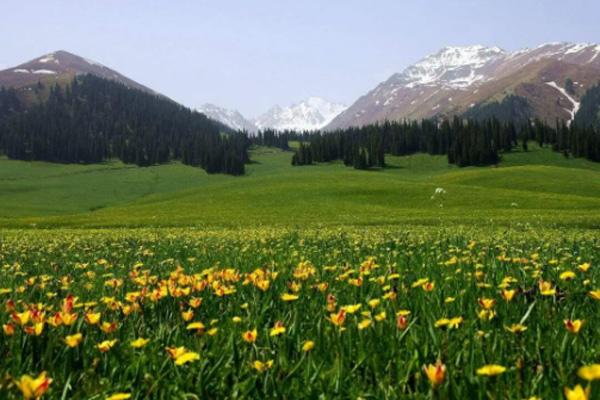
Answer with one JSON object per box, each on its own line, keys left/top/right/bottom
{"left": 1, "top": 0, "right": 598, "bottom": 117}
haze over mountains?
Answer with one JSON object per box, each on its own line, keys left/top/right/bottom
{"left": 327, "top": 42, "right": 600, "bottom": 129}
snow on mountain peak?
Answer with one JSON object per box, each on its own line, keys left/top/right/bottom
{"left": 398, "top": 45, "right": 506, "bottom": 89}
{"left": 197, "top": 103, "right": 257, "bottom": 133}
{"left": 254, "top": 97, "right": 347, "bottom": 131}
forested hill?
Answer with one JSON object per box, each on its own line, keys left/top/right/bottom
{"left": 0, "top": 75, "right": 249, "bottom": 175}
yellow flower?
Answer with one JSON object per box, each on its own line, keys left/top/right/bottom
{"left": 186, "top": 322, "right": 206, "bottom": 333}
{"left": 165, "top": 346, "right": 187, "bottom": 359}
{"left": 3, "top": 323, "right": 15, "bottom": 336}
{"left": 374, "top": 311, "right": 386, "bottom": 322}
{"left": 538, "top": 280, "right": 556, "bottom": 296}
{"left": 252, "top": 360, "right": 273, "bottom": 373}
{"left": 341, "top": 304, "right": 362, "bottom": 314}
{"left": 478, "top": 298, "right": 496, "bottom": 310}
{"left": 476, "top": 364, "right": 506, "bottom": 376}
{"left": 444, "top": 297, "right": 456, "bottom": 303}
{"left": 100, "top": 321, "right": 118, "bottom": 334}
{"left": 242, "top": 329, "right": 258, "bottom": 343}
{"left": 564, "top": 319, "right": 584, "bottom": 334}
{"left": 106, "top": 394, "right": 132, "bottom": 400}
{"left": 64, "top": 333, "right": 83, "bottom": 348}
{"left": 174, "top": 351, "right": 200, "bottom": 366}
{"left": 578, "top": 364, "right": 600, "bottom": 381}
{"left": 302, "top": 340, "right": 315, "bottom": 352}
{"left": 97, "top": 339, "right": 118, "bottom": 353}
{"left": 501, "top": 289, "right": 516, "bottom": 302}
{"left": 357, "top": 319, "right": 372, "bottom": 330}
{"left": 130, "top": 338, "right": 150, "bottom": 349}
{"left": 577, "top": 263, "right": 591, "bottom": 273}
{"left": 423, "top": 361, "right": 446, "bottom": 387}
{"left": 181, "top": 309, "right": 194, "bottom": 322}
{"left": 505, "top": 324, "right": 527, "bottom": 334}
{"left": 197, "top": 322, "right": 213, "bottom": 334}
{"left": 435, "top": 316, "right": 463, "bottom": 329}
{"left": 478, "top": 309, "right": 496, "bottom": 321}
{"left": 16, "top": 372, "right": 52, "bottom": 399}
{"left": 270, "top": 321, "right": 286, "bottom": 337}
{"left": 329, "top": 310, "right": 347, "bottom": 327}
{"left": 564, "top": 384, "right": 590, "bottom": 400}
{"left": 411, "top": 278, "right": 429, "bottom": 288}
{"left": 232, "top": 316, "right": 242, "bottom": 323}
{"left": 588, "top": 290, "right": 600, "bottom": 301}
{"left": 368, "top": 299, "right": 381, "bottom": 309}
{"left": 281, "top": 293, "right": 299, "bottom": 302}
{"left": 560, "top": 271, "right": 576, "bottom": 281}
{"left": 84, "top": 312, "right": 101, "bottom": 325}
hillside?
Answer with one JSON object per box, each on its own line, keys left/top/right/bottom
{"left": 1, "top": 144, "right": 599, "bottom": 228}
{"left": 0, "top": 50, "right": 156, "bottom": 95}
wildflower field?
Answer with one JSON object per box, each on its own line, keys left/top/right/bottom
{"left": 0, "top": 227, "right": 599, "bottom": 399}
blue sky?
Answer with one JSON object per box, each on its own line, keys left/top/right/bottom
{"left": 1, "top": 0, "right": 598, "bottom": 116}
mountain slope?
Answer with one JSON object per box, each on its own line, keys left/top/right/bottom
{"left": 327, "top": 43, "right": 600, "bottom": 129}
{"left": 254, "top": 97, "right": 346, "bottom": 131}
{"left": 0, "top": 50, "right": 156, "bottom": 95}
{"left": 197, "top": 103, "right": 257, "bottom": 133}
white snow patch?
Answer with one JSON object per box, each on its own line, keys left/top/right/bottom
{"left": 13, "top": 69, "right": 30, "bottom": 73}
{"left": 38, "top": 53, "right": 59, "bottom": 64}
{"left": 32, "top": 69, "right": 57, "bottom": 75}
{"left": 565, "top": 43, "right": 592, "bottom": 55}
{"left": 545, "top": 81, "right": 580, "bottom": 126}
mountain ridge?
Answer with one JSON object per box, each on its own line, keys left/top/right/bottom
{"left": 326, "top": 42, "right": 600, "bottom": 130}
{"left": 199, "top": 97, "right": 347, "bottom": 133}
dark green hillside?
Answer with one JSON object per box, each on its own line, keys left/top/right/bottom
{"left": 0, "top": 75, "right": 248, "bottom": 174}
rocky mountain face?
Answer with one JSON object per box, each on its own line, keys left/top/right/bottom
{"left": 326, "top": 43, "right": 600, "bottom": 129}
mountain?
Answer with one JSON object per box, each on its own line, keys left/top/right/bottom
{"left": 327, "top": 43, "right": 600, "bottom": 129}
{"left": 0, "top": 50, "right": 156, "bottom": 95}
{"left": 254, "top": 97, "right": 346, "bottom": 131}
{"left": 197, "top": 103, "right": 257, "bottom": 133}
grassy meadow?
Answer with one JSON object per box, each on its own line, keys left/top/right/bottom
{"left": 0, "top": 146, "right": 599, "bottom": 399}
{"left": 0, "top": 144, "right": 599, "bottom": 229}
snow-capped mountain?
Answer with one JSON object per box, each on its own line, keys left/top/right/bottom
{"left": 254, "top": 97, "right": 347, "bottom": 131}
{"left": 197, "top": 103, "right": 257, "bottom": 133}
{"left": 327, "top": 42, "right": 600, "bottom": 129}
{"left": 399, "top": 45, "right": 506, "bottom": 89}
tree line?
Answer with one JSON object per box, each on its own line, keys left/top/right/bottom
{"left": 0, "top": 75, "right": 249, "bottom": 175}
{"left": 285, "top": 116, "right": 600, "bottom": 169}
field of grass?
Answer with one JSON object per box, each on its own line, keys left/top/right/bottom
{"left": 0, "top": 227, "right": 599, "bottom": 399}
{"left": 0, "top": 144, "right": 599, "bottom": 229}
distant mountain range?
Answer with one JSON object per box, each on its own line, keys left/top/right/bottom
{"left": 198, "top": 97, "right": 347, "bottom": 133}
{"left": 326, "top": 42, "right": 600, "bottom": 129}
{"left": 3, "top": 44, "right": 600, "bottom": 134}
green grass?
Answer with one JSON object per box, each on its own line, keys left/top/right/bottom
{"left": 1, "top": 144, "right": 599, "bottom": 228}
